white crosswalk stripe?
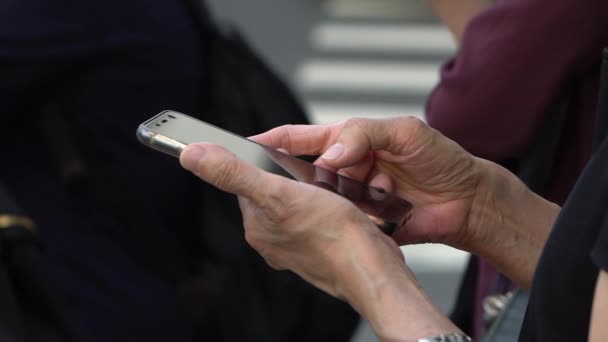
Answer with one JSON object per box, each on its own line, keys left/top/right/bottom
{"left": 313, "top": 22, "right": 456, "bottom": 54}
{"left": 298, "top": 59, "right": 440, "bottom": 95}
{"left": 324, "top": 0, "right": 435, "bottom": 19}
{"left": 306, "top": 101, "right": 424, "bottom": 125}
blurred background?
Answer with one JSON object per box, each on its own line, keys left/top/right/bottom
{"left": 206, "top": 0, "right": 468, "bottom": 340}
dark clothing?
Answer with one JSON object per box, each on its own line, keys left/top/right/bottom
{"left": 593, "top": 204, "right": 608, "bottom": 271}
{"left": 427, "top": 0, "right": 608, "bottom": 204}
{"left": 520, "top": 48, "right": 608, "bottom": 342}
{"left": 1, "top": 1, "right": 205, "bottom": 341}
{"left": 426, "top": 0, "right": 608, "bottom": 336}
{"left": 1, "top": 1, "right": 360, "bottom": 341}
{"left": 0, "top": 183, "right": 81, "bottom": 342}
{"left": 519, "top": 131, "right": 608, "bottom": 341}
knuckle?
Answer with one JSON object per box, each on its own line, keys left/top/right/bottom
{"left": 263, "top": 252, "right": 286, "bottom": 271}
{"left": 341, "top": 118, "right": 375, "bottom": 149}
{"left": 243, "top": 231, "right": 286, "bottom": 271}
{"left": 282, "top": 124, "right": 295, "bottom": 150}
{"left": 259, "top": 181, "right": 293, "bottom": 224}
{"left": 212, "top": 156, "right": 241, "bottom": 191}
{"left": 401, "top": 116, "right": 427, "bottom": 133}
{"left": 266, "top": 261, "right": 286, "bottom": 271}
{"left": 244, "top": 229, "right": 262, "bottom": 249}
{"left": 343, "top": 118, "right": 372, "bottom": 132}
{"left": 397, "top": 116, "right": 435, "bottom": 151}
{"left": 240, "top": 177, "right": 297, "bottom": 228}
{"left": 266, "top": 124, "right": 292, "bottom": 149}
{"left": 265, "top": 255, "right": 281, "bottom": 268}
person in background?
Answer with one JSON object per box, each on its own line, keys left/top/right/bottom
{"left": 0, "top": 0, "right": 358, "bottom": 341}
{"left": 424, "top": 0, "right": 608, "bottom": 337}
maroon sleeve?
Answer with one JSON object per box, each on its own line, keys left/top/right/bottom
{"left": 426, "top": 0, "right": 608, "bottom": 161}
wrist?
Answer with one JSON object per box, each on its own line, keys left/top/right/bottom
{"left": 465, "top": 158, "right": 560, "bottom": 288}
{"left": 335, "top": 224, "right": 460, "bottom": 341}
{"left": 369, "top": 280, "right": 462, "bottom": 342}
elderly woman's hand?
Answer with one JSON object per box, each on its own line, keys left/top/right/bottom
{"left": 177, "top": 115, "right": 561, "bottom": 340}
{"left": 252, "top": 117, "right": 484, "bottom": 249}
{"left": 179, "top": 141, "right": 465, "bottom": 341}
{"left": 179, "top": 142, "right": 407, "bottom": 298}
{"left": 252, "top": 117, "right": 560, "bottom": 289}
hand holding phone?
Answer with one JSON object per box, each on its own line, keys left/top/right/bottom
{"left": 137, "top": 111, "right": 412, "bottom": 234}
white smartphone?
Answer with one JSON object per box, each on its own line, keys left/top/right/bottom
{"left": 137, "top": 110, "right": 412, "bottom": 234}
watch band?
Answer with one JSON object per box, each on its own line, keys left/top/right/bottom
{"left": 417, "top": 332, "right": 473, "bottom": 341}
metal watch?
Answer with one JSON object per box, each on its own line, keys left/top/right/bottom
{"left": 417, "top": 332, "right": 473, "bottom": 341}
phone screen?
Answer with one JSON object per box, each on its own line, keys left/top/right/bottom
{"left": 137, "top": 111, "right": 412, "bottom": 233}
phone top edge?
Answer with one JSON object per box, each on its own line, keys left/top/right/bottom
{"left": 141, "top": 110, "right": 174, "bottom": 127}
{"left": 151, "top": 110, "right": 260, "bottom": 146}
{"left": 136, "top": 124, "right": 154, "bottom": 144}
{"left": 136, "top": 122, "right": 184, "bottom": 158}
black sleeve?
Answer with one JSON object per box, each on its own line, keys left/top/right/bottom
{"left": 590, "top": 50, "right": 608, "bottom": 271}
{"left": 592, "top": 211, "right": 608, "bottom": 271}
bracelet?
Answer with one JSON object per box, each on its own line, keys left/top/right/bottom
{"left": 417, "top": 332, "right": 472, "bottom": 341}
{"left": 0, "top": 214, "right": 37, "bottom": 233}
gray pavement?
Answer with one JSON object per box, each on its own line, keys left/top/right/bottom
{"left": 205, "top": 1, "right": 468, "bottom": 341}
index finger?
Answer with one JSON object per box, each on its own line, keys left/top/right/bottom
{"left": 249, "top": 122, "right": 344, "bottom": 156}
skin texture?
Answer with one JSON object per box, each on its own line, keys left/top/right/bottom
{"left": 249, "top": 118, "right": 559, "bottom": 288}
{"left": 178, "top": 117, "right": 607, "bottom": 341}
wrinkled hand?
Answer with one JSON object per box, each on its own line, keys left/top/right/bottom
{"left": 178, "top": 117, "right": 553, "bottom": 336}
{"left": 178, "top": 119, "right": 485, "bottom": 340}
{"left": 252, "top": 117, "right": 485, "bottom": 248}
{"left": 179, "top": 143, "right": 409, "bottom": 301}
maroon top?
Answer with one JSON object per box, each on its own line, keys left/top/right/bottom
{"left": 425, "top": 0, "right": 608, "bottom": 338}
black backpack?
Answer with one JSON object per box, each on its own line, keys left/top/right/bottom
{"left": 0, "top": 181, "right": 80, "bottom": 342}
{"left": 0, "top": 2, "right": 359, "bottom": 341}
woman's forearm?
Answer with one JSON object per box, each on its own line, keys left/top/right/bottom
{"left": 425, "top": 0, "right": 491, "bottom": 43}
{"left": 368, "top": 276, "right": 463, "bottom": 341}
{"left": 465, "top": 159, "right": 561, "bottom": 289}
{"left": 361, "top": 159, "right": 560, "bottom": 339}
{"left": 338, "top": 229, "right": 463, "bottom": 341}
